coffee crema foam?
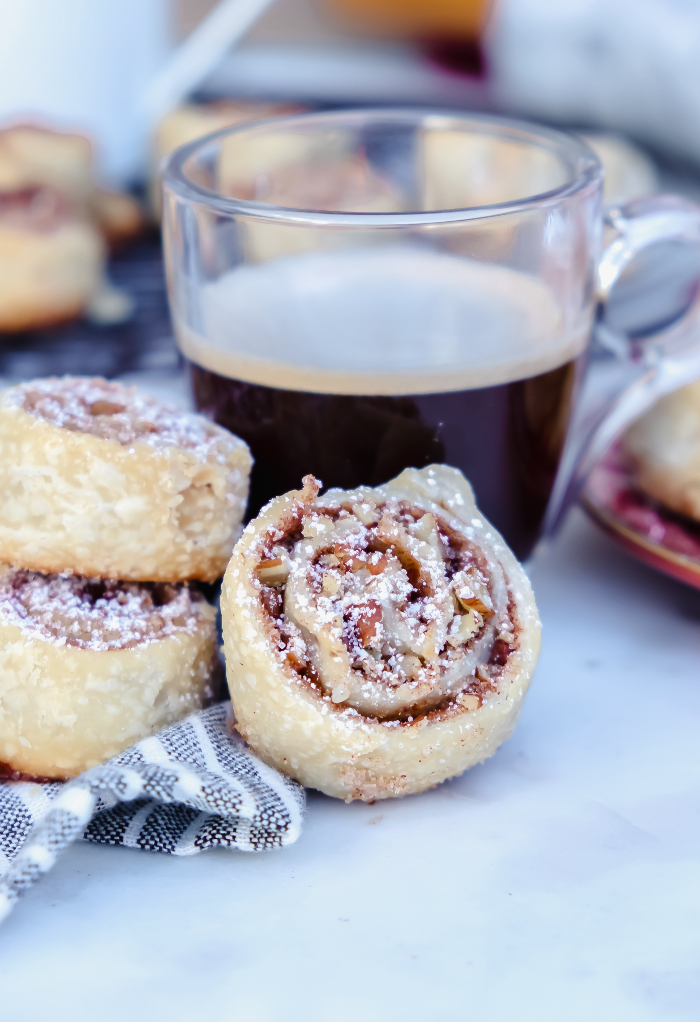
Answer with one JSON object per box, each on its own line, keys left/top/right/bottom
{"left": 175, "top": 248, "right": 590, "bottom": 396}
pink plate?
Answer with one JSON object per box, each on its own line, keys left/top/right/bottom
{"left": 582, "top": 445, "right": 700, "bottom": 590}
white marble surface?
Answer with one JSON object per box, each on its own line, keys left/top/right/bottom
{"left": 1, "top": 509, "right": 699, "bottom": 1022}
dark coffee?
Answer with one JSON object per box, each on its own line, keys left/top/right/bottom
{"left": 174, "top": 247, "right": 588, "bottom": 558}
{"left": 190, "top": 358, "right": 580, "bottom": 560}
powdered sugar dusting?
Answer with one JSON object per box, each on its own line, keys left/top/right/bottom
{"left": 0, "top": 567, "right": 215, "bottom": 651}
{"left": 251, "top": 489, "right": 516, "bottom": 720}
{"left": 12, "top": 377, "right": 239, "bottom": 458}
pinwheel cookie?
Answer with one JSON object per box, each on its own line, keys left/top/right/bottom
{"left": 623, "top": 379, "right": 700, "bottom": 522}
{"left": 222, "top": 465, "right": 541, "bottom": 801}
{"left": 0, "top": 376, "right": 252, "bottom": 582}
{"left": 0, "top": 566, "right": 220, "bottom": 779}
{"left": 0, "top": 186, "right": 104, "bottom": 332}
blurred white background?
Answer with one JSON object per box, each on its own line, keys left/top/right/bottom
{"left": 0, "top": 0, "right": 699, "bottom": 183}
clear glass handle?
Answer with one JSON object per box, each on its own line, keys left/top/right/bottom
{"left": 545, "top": 194, "right": 700, "bottom": 537}
{"left": 598, "top": 195, "right": 700, "bottom": 304}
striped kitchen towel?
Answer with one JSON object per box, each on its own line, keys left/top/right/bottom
{"left": 0, "top": 702, "right": 305, "bottom": 923}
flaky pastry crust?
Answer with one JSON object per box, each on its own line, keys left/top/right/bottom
{"left": 0, "top": 377, "right": 252, "bottom": 581}
{"left": 0, "top": 567, "right": 219, "bottom": 779}
{"left": 222, "top": 465, "right": 541, "bottom": 801}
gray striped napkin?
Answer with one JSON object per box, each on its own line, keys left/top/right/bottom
{"left": 0, "top": 702, "right": 305, "bottom": 923}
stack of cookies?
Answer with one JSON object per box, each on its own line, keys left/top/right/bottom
{"left": 0, "top": 376, "right": 252, "bottom": 780}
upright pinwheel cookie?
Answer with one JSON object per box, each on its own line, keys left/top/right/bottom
{"left": 222, "top": 465, "right": 541, "bottom": 801}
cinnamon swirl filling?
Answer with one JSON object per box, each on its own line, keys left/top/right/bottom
{"left": 254, "top": 479, "right": 516, "bottom": 721}
{"left": 222, "top": 464, "right": 540, "bottom": 801}
{"left": 0, "top": 565, "right": 214, "bottom": 651}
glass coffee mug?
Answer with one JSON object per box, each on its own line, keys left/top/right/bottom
{"left": 161, "top": 109, "right": 700, "bottom": 560}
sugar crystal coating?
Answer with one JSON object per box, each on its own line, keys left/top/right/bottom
{"left": 13, "top": 376, "right": 234, "bottom": 456}
{"left": 0, "top": 566, "right": 214, "bottom": 651}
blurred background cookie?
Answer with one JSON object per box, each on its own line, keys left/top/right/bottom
{"left": 0, "top": 125, "right": 143, "bottom": 248}
{"left": 151, "top": 100, "right": 304, "bottom": 215}
{"left": 0, "top": 187, "right": 104, "bottom": 332}
{"left": 579, "top": 132, "right": 659, "bottom": 206}
{"left": 622, "top": 379, "right": 700, "bottom": 523}
{"left": 0, "top": 124, "right": 143, "bottom": 332}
